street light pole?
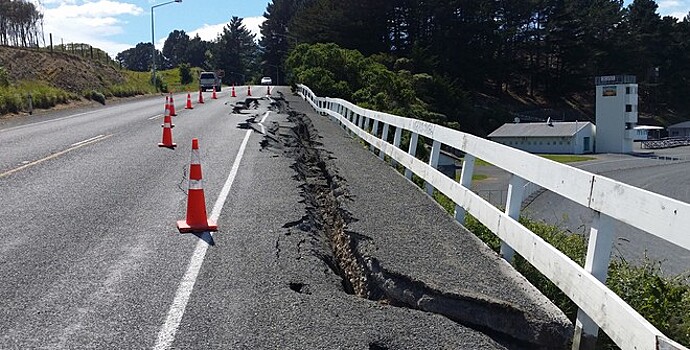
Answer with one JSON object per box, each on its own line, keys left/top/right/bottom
{"left": 151, "top": 0, "right": 182, "bottom": 90}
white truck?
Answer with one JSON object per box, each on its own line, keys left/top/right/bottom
{"left": 199, "top": 71, "right": 221, "bottom": 92}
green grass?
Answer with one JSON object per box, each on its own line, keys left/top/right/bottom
{"left": 0, "top": 81, "right": 77, "bottom": 114}
{"left": 472, "top": 174, "right": 488, "bottom": 181}
{"left": 0, "top": 66, "right": 205, "bottom": 115}
{"left": 539, "top": 154, "right": 596, "bottom": 163}
{"left": 473, "top": 158, "right": 492, "bottom": 166}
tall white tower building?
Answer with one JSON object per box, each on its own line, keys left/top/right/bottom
{"left": 595, "top": 75, "right": 638, "bottom": 153}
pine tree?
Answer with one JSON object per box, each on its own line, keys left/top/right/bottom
{"left": 212, "top": 17, "right": 260, "bottom": 84}
{"left": 162, "top": 30, "right": 190, "bottom": 69}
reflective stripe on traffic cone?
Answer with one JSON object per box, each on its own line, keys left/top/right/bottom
{"left": 212, "top": 86, "right": 218, "bottom": 99}
{"left": 198, "top": 88, "right": 205, "bottom": 104}
{"left": 169, "top": 93, "right": 177, "bottom": 116}
{"left": 231, "top": 84, "right": 236, "bottom": 97}
{"left": 158, "top": 112, "right": 177, "bottom": 149}
{"left": 185, "top": 92, "right": 194, "bottom": 109}
{"left": 177, "top": 138, "right": 218, "bottom": 233}
{"left": 247, "top": 85, "right": 252, "bottom": 96}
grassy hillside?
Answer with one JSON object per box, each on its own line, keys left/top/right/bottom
{"left": 0, "top": 46, "right": 200, "bottom": 115}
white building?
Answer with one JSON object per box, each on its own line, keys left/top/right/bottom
{"left": 667, "top": 121, "right": 690, "bottom": 138}
{"left": 595, "top": 75, "right": 638, "bottom": 153}
{"left": 633, "top": 125, "right": 663, "bottom": 141}
{"left": 488, "top": 121, "right": 596, "bottom": 154}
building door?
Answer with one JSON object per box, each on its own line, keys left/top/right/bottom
{"left": 583, "top": 137, "right": 590, "bottom": 152}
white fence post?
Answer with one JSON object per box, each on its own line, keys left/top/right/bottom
{"left": 405, "top": 132, "right": 419, "bottom": 180}
{"left": 455, "top": 155, "right": 475, "bottom": 224}
{"left": 573, "top": 212, "right": 614, "bottom": 350}
{"left": 426, "top": 140, "right": 441, "bottom": 195}
{"left": 501, "top": 174, "right": 526, "bottom": 262}
{"left": 392, "top": 127, "right": 402, "bottom": 166}
{"left": 370, "top": 119, "right": 379, "bottom": 152}
{"left": 380, "top": 123, "right": 390, "bottom": 160}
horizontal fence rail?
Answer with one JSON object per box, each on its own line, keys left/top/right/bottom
{"left": 296, "top": 84, "right": 689, "bottom": 350}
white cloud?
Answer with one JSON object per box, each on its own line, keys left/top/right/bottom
{"left": 187, "top": 23, "right": 227, "bottom": 42}
{"left": 655, "top": 0, "right": 690, "bottom": 18}
{"left": 666, "top": 11, "right": 689, "bottom": 19}
{"left": 46, "top": 0, "right": 142, "bottom": 18}
{"left": 659, "top": 0, "right": 682, "bottom": 8}
{"left": 188, "top": 16, "right": 266, "bottom": 43}
{"left": 243, "top": 16, "right": 266, "bottom": 40}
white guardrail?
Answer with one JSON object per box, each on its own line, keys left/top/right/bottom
{"left": 296, "top": 84, "right": 689, "bottom": 350}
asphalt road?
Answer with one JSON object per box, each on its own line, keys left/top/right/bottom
{"left": 0, "top": 88, "right": 571, "bottom": 349}
{"left": 0, "top": 89, "right": 265, "bottom": 349}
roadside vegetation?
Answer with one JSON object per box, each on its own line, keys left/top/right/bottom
{"left": 0, "top": 54, "right": 201, "bottom": 115}
{"left": 540, "top": 154, "right": 597, "bottom": 163}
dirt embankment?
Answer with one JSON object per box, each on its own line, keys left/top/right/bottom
{"left": 0, "top": 45, "right": 125, "bottom": 93}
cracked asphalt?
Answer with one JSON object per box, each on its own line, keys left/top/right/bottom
{"left": 0, "top": 87, "right": 572, "bottom": 349}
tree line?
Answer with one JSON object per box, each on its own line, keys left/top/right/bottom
{"left": 0, "top": 0, "right": 43, "bottom": 47}
{"left": 261, "top": 0, "right": 690, "bottom": 127}
{"left": 116, "top": 16, "right": 259, "bottom": 86}
{"left": 114, "top": 0, "right": 690, "bottom": 131}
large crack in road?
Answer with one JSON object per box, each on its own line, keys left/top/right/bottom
{"left": 260, "top": 106, "right": 569, "bottom": 349}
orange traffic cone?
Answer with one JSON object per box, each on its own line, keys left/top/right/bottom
{"left": 198, "top": 88, "right": 205, "bottom": 104}
{"left": 231, "top": 84, "right": 236, "bottom": 97}
{"left": 165, "top": 95, "right": 170, "bottom": 115}
{"left": 267, "top": 85, "right": 271, "bottom": 95}
{"left": 185, "top": 92, "right": 194, "bottom": 109}
{"left": 247, "top": 85, "right": 252, "bottom": 96}
{"left": 212, "top": 86, "right": 218, "bottom": 99}
{"left": 158, "top": 111, "right": 177, "bottom": 149}
{"left": 169, "top": 93, "right": 177, "bottom": 116}
{"left": 177, "top": 138, "right": 218, "bottom": 233}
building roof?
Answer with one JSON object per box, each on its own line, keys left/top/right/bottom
{"left": 634, "top": 125, "right": 664, "bottom": 130}
{"left": 488, "top": 121, "right": 593, "bottom": 138}
{"left": 668, "top": 121, "right": 690, "bottom": 129}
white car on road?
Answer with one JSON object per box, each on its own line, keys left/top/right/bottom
{"left": 261, "top": 77, "right": 273, "bottom": 85}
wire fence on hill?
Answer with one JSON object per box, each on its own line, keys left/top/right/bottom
{"left": 2, "top": 32, "right": 122, "bottom": 69}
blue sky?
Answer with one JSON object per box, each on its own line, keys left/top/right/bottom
{"left": 34, "top": 0, "right": 690, "bottom": 58}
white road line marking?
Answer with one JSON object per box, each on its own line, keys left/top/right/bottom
{"left": 0, "top": 134, "right": 113, "bottom": 179}
{"left": 71, "top": 134, "right": 105, "bottom": 147}
{"left": 148, "top": 114, "right": 164, "bottom": 120}
{"left": 154, "top": 128, "right": 253, "bottom": 350}
{"left": 0, "top": 111, "right": 98, "bottom": 133}
{"left": 258, "top": 111, "right": 270, "bottom": 134}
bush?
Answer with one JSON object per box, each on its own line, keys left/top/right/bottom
{"left": 85, "top": 90, "right": 106, "bottom": 105}
{"left": 607, "top": 258, "right": 690, "bottom": 346}
{"left": 151, "top": 73, "right": 168, "bottom": 93}
{"left": 0, "top": 66, "right": 9, "bottom": 87}
{"left": 286, "top": 43, "right": 475, "bottom": 130}
{"left": 179, "top": 64, "right": 193, "bottom": 85}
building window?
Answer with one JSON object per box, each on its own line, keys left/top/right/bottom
{"left": 626, "top": 104, "right": 633, "bottom": 112}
